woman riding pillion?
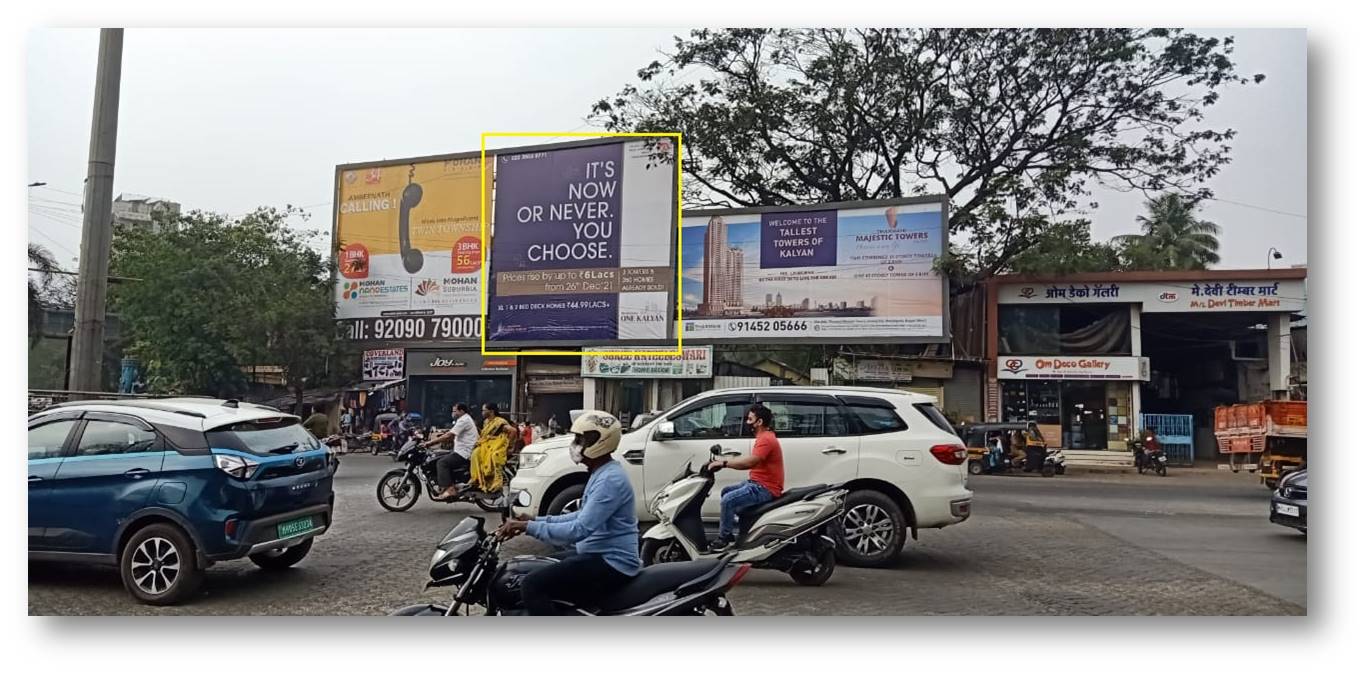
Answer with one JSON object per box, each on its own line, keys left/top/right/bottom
{"left": 469, "top": 402, "right": 518, "bottom": 494}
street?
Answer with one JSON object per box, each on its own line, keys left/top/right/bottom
{"left": 28, "top": 456, "right": 1306, "bottom": 616}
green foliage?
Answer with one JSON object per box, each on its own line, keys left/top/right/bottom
{"left": 1114, "top": 194, "right": 1223, "bottom": 270}
{"left": 109, "top": 208, "right": 340, "bottom": 397}
{"left": 592, "top": 28, "right": 1256, "bottom": 283}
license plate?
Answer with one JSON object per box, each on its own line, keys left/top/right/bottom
{"left": 276, "top": 516, "right": 315, "bottom": 539}
{"left": 1275, "top": 504, "right": 1300, "bottom": 517}
{"left": 1158, "top": 456, "right": 1167, "bottom": 462}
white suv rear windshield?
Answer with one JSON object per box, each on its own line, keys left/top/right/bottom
{"left": 913, "top": 403, "right": 957, "bottom": 434}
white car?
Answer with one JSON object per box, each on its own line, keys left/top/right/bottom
{"left": 512, "top": 386, "right": 973, "bottom": 567}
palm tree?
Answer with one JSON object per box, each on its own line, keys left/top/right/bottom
{"left": 29, "top": 243, "right": 58, "bottom": 346}
{"left": 1114, "top": 194, "right": 1222, "bottom": 270}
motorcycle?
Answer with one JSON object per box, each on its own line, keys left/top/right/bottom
{"left": 639, "top": 445, "right": 847, "bottom": 586}
{"left": 375, "top": 432, "right": 511, "bottom": 513}
{"left": 391, "top": 489, "right": 751, "bottom": 616}
{"left": 1133, "top": 443, "right": 1168, "bottom": 476}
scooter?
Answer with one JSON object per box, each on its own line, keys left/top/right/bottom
{"left": 640, "top": 445, "right": 847, "bottom": 586}
{"left": 375, "top": 431, "right": 512, "bottom": 513}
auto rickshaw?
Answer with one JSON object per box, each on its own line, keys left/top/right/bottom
{"left": 959, "top": 422, "right": 1029, "bottom": 475}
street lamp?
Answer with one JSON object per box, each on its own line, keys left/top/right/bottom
{"left": 1267, "top": 247, "right": 1283, "bottom": 269}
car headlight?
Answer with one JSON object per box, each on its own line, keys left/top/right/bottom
{"left": 518, "top": 452, "right": 547, "bottom": 470}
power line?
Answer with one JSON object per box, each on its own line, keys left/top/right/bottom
{"left": 1207, "top": 197, "right": 1307, "bottom": 219}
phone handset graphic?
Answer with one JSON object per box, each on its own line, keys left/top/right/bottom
{"left": 398, "top": 182, "right": 424, "bottom": 274}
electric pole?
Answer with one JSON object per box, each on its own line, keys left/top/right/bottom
{"left": 69, "top": 28, "right": 124, "bottom": 397}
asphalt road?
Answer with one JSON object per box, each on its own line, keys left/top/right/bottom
{"left": 28, "top": 456, "right": 1306, "bottom": 615}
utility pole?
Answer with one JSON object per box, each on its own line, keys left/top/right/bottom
{"left": 69, "top": 28, "right": 124, "bottom": 397}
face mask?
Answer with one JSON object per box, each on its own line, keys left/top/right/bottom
{"left": 569, "top": 443, "right": 585, "bottom": 464}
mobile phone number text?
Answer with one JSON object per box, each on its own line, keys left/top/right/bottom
{"left": 726, "top": 320, "right": 810, "bottom": 333}
{"left": 344, "top": 316, "right": 483, "bottom": 341}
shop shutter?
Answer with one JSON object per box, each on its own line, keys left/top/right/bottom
{"left": 943, "top": 368, "right": 983, "bottom": 423}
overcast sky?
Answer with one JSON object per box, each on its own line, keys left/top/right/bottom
{"left": 26, "top": 28, "right": 1306, "bottom": 270}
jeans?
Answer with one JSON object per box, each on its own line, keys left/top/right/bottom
{"left": 435, "top": 452, "right": 471, "bottom": 491}
{"left": 718, "top": 480, "right": 775, "bottom": 540}
{"left": 521, "top": 552, "right": 631, "bottom": 616}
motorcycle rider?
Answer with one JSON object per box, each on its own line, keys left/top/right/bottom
{"left": 705, "top": 403, "right": 784, "bottom": 552}
{"left": 496, "top": 411, "right": 640, "bottom": 615}
{"left": 421, "top": 403, "right": 478, "bottom": 501}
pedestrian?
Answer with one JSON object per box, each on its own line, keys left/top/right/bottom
{"left": 302, "top": 404, "right": 329, "bottom": 439}
{"left": 519, "top": 421, "right": 534, "bottom": 449}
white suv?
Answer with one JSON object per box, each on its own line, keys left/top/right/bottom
{"left": 512, "top": 386, "right": 973, "bottom": 567}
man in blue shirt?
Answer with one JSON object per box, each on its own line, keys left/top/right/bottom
{"left": 497, "top": 410, "right": 639, "bottom": 615}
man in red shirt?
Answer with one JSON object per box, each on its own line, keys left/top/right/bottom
{"left": 706, "top": 403, "right": 784, "bottom": 552}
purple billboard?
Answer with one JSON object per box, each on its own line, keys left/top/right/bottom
{"left": 760, "top": 210, "right": 838, "bottom": 268}
{"left": 487, "top": 139, "right": 677, "bottom": 343}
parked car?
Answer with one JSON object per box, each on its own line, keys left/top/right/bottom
{"left": 1269, "top": 467, "right": 1307, "bottom": 534}
{"left": 28, "top": 398, "right": 335, "bottom": 605}
{"left": 512, "top": 386, "right": 973, "bottom": 568}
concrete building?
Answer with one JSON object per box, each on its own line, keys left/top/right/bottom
{"left": 112, "top": 195, "right": 182, "bottom": 233}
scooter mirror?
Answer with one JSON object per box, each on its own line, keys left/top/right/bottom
{"left": 709, "top": 444, "right": 723, "bottom": 456}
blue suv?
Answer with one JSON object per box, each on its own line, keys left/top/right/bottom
{"left": 28, "top": 398, "right": 336, "bottom": 605}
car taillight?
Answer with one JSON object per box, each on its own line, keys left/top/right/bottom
{"left": 213, "top": 453, "right": 260, "bottom": 479}
{"left": 725, "top": 563, "right": 752, "bottom": 589}
{"left": 930, "top": 444, "right": 968, "bottom": 465}
{"left": 224, "top": 518, "right": 238, "bottom": 538}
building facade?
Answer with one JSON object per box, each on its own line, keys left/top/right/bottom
{"left": 983, "top": 269, "right": 1307, "bottom": 457}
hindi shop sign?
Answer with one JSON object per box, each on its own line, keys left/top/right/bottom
{"left": 997, "top": 356, "right": 1150, "bottom": 381}
{"left": 362, "top": 349, "right": 406, "bottom": 381}
{"left": 1000, "top": 278, "right": 1306, "bottom": 314}
{"left": 581, "top": 346, "right": 713, "bottom": 379}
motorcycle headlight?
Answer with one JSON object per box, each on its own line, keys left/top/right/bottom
{"left": 518, "top": 452, "right": 547, "bottom": 470}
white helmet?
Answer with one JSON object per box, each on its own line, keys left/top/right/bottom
{"left": 569, "top": 410, "right": 622, "bottom": 460}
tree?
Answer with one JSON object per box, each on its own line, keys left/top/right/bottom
{"left": 1114, "top": 193, "right": 1222, "bottom": 270}
{"left": 110, "top": 208, "right": 340, "bottom": 399}
{"left": 592, "top": 29, "right": 1259, "bottom": 286}
{"left": 1005, "top": 220, "right": 1124, "bottom": 275}
{"left": 28, "top": 243, "right": 59, "bottom": 346}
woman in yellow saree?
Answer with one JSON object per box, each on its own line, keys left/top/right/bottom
{"left": 469, "top": 403, "right": 517, "bottom": 493}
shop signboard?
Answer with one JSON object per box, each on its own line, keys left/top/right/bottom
{"left": 361, "top": 349, "right": 406, "bottom": 381}
{"left": 680, "top": 196, "right": 949, "bottom": 342}
{"left": 486, "top": 138, "right": 679, "bottom": 344}
{"left": 997, "top": 356, "right": 1150, "bottom": 381}
{"left": 334, "top": 156, "right": 492, "bottom": 342}
{"left": 999, "top": 278, "right": 1306, "bottom": 314}
{"left": 406, "top": 351, "right": 517, "bottom": 376}
{"left": 581, "top": 346, "right": 713, "bottom": 379}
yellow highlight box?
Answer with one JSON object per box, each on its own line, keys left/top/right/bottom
{"left": 479, "top": 132, "right": 684, "bottom": 357}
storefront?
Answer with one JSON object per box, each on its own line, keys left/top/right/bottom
{"left": 519, "top": 357, "right": 584, "bottom": 429}
{"left": 404, "top": 350, "right": 517, "bottom": 428}
{"left": 832, "top": 356, "right": 958, "bottom": 408}
{"left": 997, "top": 356, "right": 1148, "bottom": 449}
{"left": 581, "top": 346, "right": 714, "bottom": 425}
{"left": 985, "top": 269, "right": 1308, "bottom": 455}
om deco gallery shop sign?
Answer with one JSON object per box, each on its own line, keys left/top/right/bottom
{"left": 998, "top": 356, "right": 1150, "bottom": 381}
{"left": 486, "top": 139, "right": 678, "bottom": 344}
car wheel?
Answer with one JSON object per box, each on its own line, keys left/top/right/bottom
{"left": 967, "top": 460, "right": 984, "bottom": 476}
{"left": 119, "top": 523, "right": 203, "bottom": 606}
{"left": 249, "top": 537, "right": 314, "bottom": 570}
{"left": 640, "top": 537, "right": 691, "bottom": 566}
{"left": 836, "top": 490, "right": 906, "bottom": 568}
{"left": 546, "top": 484, "right": 585, "bottom": 516}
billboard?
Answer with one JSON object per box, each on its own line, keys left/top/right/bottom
{"left": 485, "top": 138, "right": 678, "bottom": 345}
{"left": 581, "top": 346, "right": 713, "bottom": 378}
{"left": 334, "top": 156, "right": 491, "bottom": 342}
{"left": 361, "top": 349, "right": 405, "bottom": 381}
{"left": 679, "top": 197, "right": 949, "bottom": 341}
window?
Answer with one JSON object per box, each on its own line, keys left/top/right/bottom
{"left": 75, "top": 420, "right": 159, "bottom": 457}
{"left": 999, "top": 304, "right": 1131, "bottom": 355}
{"left": 846, "top": 404, "right": 908, "bottom": 434}
{"left": 914, "top": 403, "right": 957, "bottom": 434}
{"left": 763, "top": 399, "right": 850, "bottom": 437}
{"left": 29, "top": 420, "right": 78, "bottom": 460}
{"left": 207, "top": 418, "right": 321, "bottom": 456}
{"left": 669, "top": 399, "right": 750, "bottom": 439}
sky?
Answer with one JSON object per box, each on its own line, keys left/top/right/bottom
{"left": 25, "top": 28, "right": 1307, "bottom": 271}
